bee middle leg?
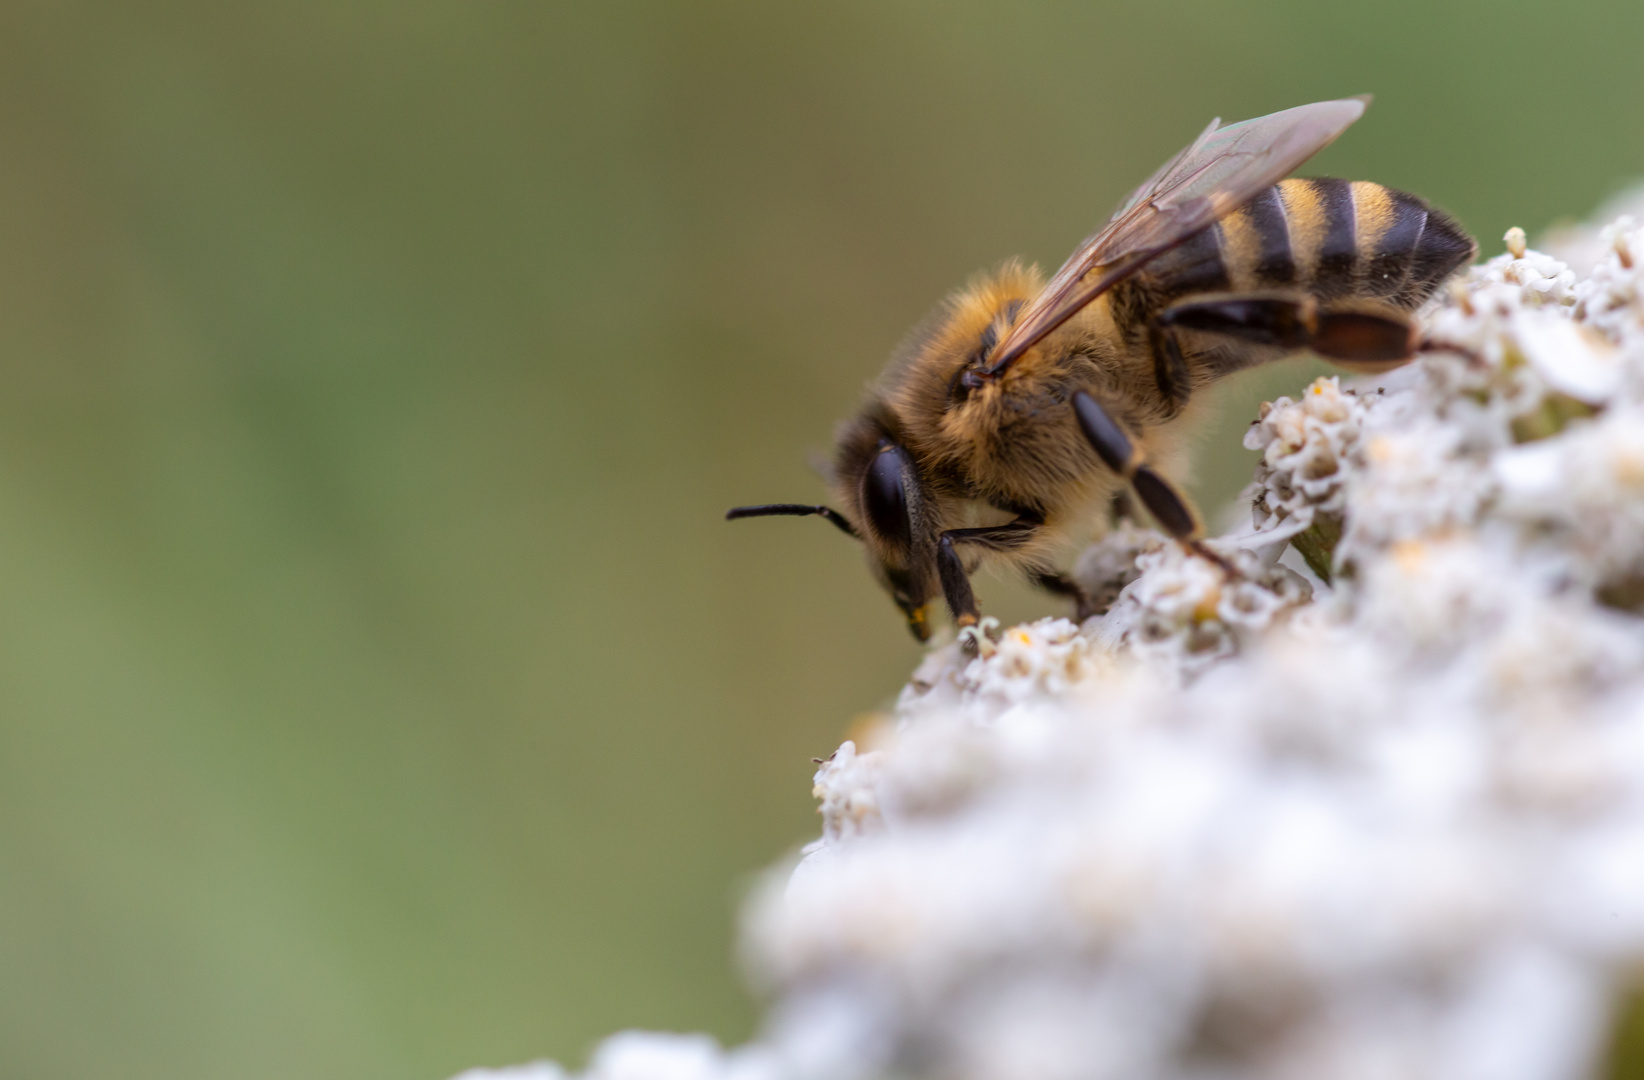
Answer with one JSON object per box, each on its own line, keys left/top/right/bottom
{"left": 1071, "top": 390, "right": 1239, "bottom": 575}
{"left": 1148, "top": 322, "right": 1193, "bottom": 416}
{"left": 1032, "top": 570, "right": 1099, "bottom": 622}
{"left": 1071, "top": 391, "right": 1198, "bottom": 539}
{"left": 1156, "top": 293, "right": 1417, "bottom": 371}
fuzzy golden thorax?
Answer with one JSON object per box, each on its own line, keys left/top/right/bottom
{"left": 878, "top": 264, "right": 1194, "bottom": 526}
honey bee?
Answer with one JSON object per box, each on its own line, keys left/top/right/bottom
{"left": 729, "top": 97, "right": 1475, "bottom": 642}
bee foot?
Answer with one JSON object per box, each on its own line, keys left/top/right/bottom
{"left": 958, "top": 616, "right": 1003, "bottom": 659}
{"left": 1419, "top": 336, "right": 1486, "bottom": 367}
{"left": 1184, "top": 539, "right": 1242, "bottom": 579}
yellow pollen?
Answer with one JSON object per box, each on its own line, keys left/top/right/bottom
{"left": 1613, "top": 447, "right": 1644, "bottom": 487}
{"left": 1392, "top": 540, "right": 1427, "bottom": 572}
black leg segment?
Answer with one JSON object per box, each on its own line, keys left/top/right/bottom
{"left": 1157, "top": 292, "right": 1416, "bottom": 370}
{"left": 1072, "top": 391, "right": 1136, "bottom": 474}
{"left": 1131, "top": 466, "right": 1199, "bottom": 539}
{"left": 932, "top": 516, "right": 1042, "bottom": 635}
{"left": 1157, "top": 294, "right": 1315, "bottom": 349}
{"left": 1071, "top": 391, "right": 1203, "bottom": 540}
{"left": 1032, "top": 570, "right": 1081, "bottom": 598}
{"left": 1033, "top": 570, "right": 1100, "bottom": 622}
{"left": 936, "top": 533, "right": 980, "bottom": 630}
{"left": 1148, "top": 323, "right": 1192, "bottom": 416}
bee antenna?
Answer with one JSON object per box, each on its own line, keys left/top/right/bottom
{"left": 726, "top": 503, "right": 859, "bottom": 539}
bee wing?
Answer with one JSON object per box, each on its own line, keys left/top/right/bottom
{"left": 986, "top": 96, "right": 1370, "bottom": 373}
{"left": 1110, "top": 114, "right": 1223, "bottom": 222}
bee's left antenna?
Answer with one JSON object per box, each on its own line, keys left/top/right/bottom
{"left": 725, "top": 503, "right": 859, "bottom": 539}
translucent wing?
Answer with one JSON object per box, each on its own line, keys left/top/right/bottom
{"left": 985, "top": 96, "right": 1370, "bottom": 375}
{"left": 1111, "top": 115, "right": 1222, "bottom": 222}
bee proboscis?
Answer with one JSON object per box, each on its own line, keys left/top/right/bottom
{"left": 729, "top": 96, "right": 1475, "bottom": 641}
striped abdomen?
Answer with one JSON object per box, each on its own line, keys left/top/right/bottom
{"left": 1139, "top": 178, "right": 1475, "bottom": 309}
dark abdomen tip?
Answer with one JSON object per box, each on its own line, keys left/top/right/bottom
{"left": 1403, "top": 205, "right": 1476, "bottom": 305}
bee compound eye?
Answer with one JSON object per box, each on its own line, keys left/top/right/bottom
{"left": 862, "top": 444, "right": 914, "bottom": 549}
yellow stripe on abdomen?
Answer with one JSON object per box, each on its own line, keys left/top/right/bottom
{"left": 1351, "top": 182, "right": 1396, "bottom": 280}
{"left": 1277, "top": 178, "right": 1326, "bottom": 285}
{"left": 1216, "top": 206, "right": 1262, "bottom": 292}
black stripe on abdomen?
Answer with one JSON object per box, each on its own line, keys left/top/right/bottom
{"left": 1401, "top": 203, "right": 1477, "bottom": 307}
{"left": 1361, "top": 187, "right": 1429, "bottom": 300}
{"left": 1244, "top": 185, "right": 1295, "bottom": 287}
{"left": 1139, "top": 220, "right": 1229, "bottom": 299}
{"left": 1308, "top": 178, "right": 1358, "bottom": 300}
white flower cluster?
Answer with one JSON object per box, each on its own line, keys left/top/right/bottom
{"left": 1243, "top": 375, "right": 1366, "bottom": 548}
{"left": 1094, "top": 542, "right": 1312, "bottom": 676}
{"left": 462, "top": 215, "right": 1644, "bottom": 1080}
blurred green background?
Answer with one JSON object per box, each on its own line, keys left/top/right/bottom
{"left": 1, "top": 2, "right": 1642, "bottom": 1078}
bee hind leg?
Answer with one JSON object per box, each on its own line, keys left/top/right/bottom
{"left": 1157, "top": 293, "right": 1416, "bottom": 373}
{"left": 1309, "top": 310, "right": 1419, "bottom": 373}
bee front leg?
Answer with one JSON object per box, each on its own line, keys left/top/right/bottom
{"left": 1157, "top": 293, "right": 1417, "bottom": 372}
{"left": 935, "top": 533, "right": 981, "bottom": 634}
{"left": 937, "top": 519, "right": 1039, "bottom": 653}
